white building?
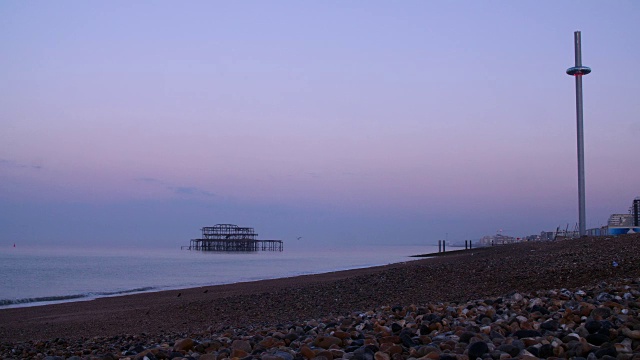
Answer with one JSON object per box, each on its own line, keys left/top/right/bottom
{"left": 608, "top": 214, "right": 633, "bottom": 227}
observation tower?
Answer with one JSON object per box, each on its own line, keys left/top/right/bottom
{"left": 566, "top": 31, "right": 591, "bottom": 237}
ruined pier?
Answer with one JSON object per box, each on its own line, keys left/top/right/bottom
{"left": 184, "top": 224, "right": 283, "bottom": 252}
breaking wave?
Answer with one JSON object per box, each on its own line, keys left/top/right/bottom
{"left": 0, "top": 286, "right": 157, "bottom": 307}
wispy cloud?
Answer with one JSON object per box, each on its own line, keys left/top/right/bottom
{"left": 135, "top": 177, "right": 163, "bottom": 184}
{"left": 0, "top": 158, "right": 43, "bottom": 170}
{"left": 135, "top": 177, "right": 215, "bottom": 198}
{"left": 170, "top": 186, "right": 215, "bottom": 197}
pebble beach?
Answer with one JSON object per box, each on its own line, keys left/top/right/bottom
{"left": 2, "top": 234, "right": 640, "bottom": 360}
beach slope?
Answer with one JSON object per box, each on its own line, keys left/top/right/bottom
{"left": 1, "top": 234, "right": 639, "bottom": 358}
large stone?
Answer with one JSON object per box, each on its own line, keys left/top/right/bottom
{"left": 418, "top": 351, "right": 437, "bottom": 360}
{"left": 584, "top": 320, "right": 601, "bottom": 334}
{"left": 400, "top": 333, "right": 417, "bottom": 348}
{"left": 575, "top": 326, "right": 590, "bottom": 338}
{"left": 300, "top": 345, "right": 316, "bottom": 359}
{"left": 260, "top": 337, "right": 285, "bottom": 348}
{"left": 331, "top": 349, "right": 346, "bottom": 358}
{"left": 174, "top": 338, "right": 196, "bottom": 352}
{"left": 379, "top": 336, "right": 401, "bottom": 344}
{"left": 232, "top": 339, "right": 253, "bottom": 353}
{"left": 580, "top": 303, "right": 596, "bottom": 316}
{"left": 525, "top": 346, "right": 539, "bottom": 357}
{"left": 314, "top": 336, "right": 342, "bottom": 349}
{"left": 540, "top": 319, "right": 559, "bottom": 331}
{"left": 284, "top": 333, "right": 299, "bottom": 345}
{"left": 379, "top": 343, "right": 403, "bottom": 356}
{"left": 497, "top": 344, "right": 519, "bottom": 358}
{"left": 591, "top": 307, "right": 612, "bottom": 320}
{"left": 586, "top": 333, "right": 610, "bottom": 346}
{"left": 579, "top": 337, "right": 593, "bottom": 355}
{"left": 374, "top": 351, "right": 390, "bottom": 360}
{"left": 513, "top": 330, "right": 541, "bottom": 339}
{"left": 467, "top": 341, "right": 489, "bottom": 360}
{"left": 459, "top": 332, "right": 476, "bottom": 343}
{"left": 622, "top": 327, "right": 640, "bottom": 340}
{"left": 519, "top": 355, "right": 539, "bottom": 360}
{"left": 352, "top": 347, "right": 375, "bottom": 360}
{"left": 232, "top": 349, "right": 249, "bottom": 358}
{"left": 594, "top": 345, "right": 618, "bottom": 358}
{"left": 316, "top": 350, "right": 334, "bottom": 360}
{"left": 538, "top": 344, "right": 553, "bottom": 359}
{"left": 438, "top": 354, "right": 457, "bottom": 360}
{"left": 262, "top": 350, "right": 294, "bottom": 360}
{"left": 530, "top": 305, "right": 550, "bottom": 315}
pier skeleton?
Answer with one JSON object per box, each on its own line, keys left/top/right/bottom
{"left": 186, "top": 224, "right": 283, "bottom": 252}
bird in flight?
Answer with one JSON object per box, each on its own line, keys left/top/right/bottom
{"left": 297, "top": 236, "right": 302, "bottom": 241}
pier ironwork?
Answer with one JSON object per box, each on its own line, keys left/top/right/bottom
{"left": 186, "top": 224, "right": 283, "bottom": 252}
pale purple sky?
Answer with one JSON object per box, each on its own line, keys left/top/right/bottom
{"left": 1, "top": 1, "right": 638, "bottom": 248}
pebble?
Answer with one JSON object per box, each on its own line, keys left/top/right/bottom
{"left": 6, "top": 279, "right": 640, "bottom": 359}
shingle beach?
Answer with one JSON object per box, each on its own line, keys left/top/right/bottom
{"left": 2, "top": 234, "right": 640, "bottom": 360}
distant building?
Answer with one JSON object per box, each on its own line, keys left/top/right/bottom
{"left": 605, "top": 197, "right": 640, "bottom": 235}
{"left": 479, "top": 233, "right": 517, "bottom": 245}
{"left": 586, "top": 227, "right": 608, "bottom": 236}
{"left": 524, "top": 234, "right": 541, "bottom": 241}
{"left": 608, "top": 214, "right": 633, "bottom": 227}
{"left": 540, "top": 231, "right": 555, "bottom": 241}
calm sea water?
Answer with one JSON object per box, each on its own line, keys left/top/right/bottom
{"left": 0, "top": 243, "right": 441, "bottom": 308}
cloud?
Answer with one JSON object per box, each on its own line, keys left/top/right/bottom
{"left": 170, "top": 186, "right": 215, "bottom": 197}
{"left": 0, "top": 158, "right": 43, "bottom": 170}
{"left": 135, "top": 177, "right": 163, "bottom": 184}
{"left": 135, "top": 177, "right": 215, "bottom": 198}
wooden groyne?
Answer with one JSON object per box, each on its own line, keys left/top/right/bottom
{"left": 183, "top": 224, "right": 283, "bottom": 252}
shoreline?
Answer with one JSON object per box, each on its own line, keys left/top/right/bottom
{"left": 0, "top": 250, "right": 434, "bottom": 311}
{"left": 0, "top": 244, "right": 440, "bottom": 311}
{"left": 2, "top": 234, "right": 640, "bottom": 358}
{"left": 0, "top": 256, "right": 439, "bottom": 342}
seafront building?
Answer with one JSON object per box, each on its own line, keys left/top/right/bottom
{"left": 608, "top": 214, "right": 633, "bottom": 227}
{"left": 479, "top": 233, "right": 517, "bottom": 246}
{"left": 606, "top": 197, "right": 640, "bottom": 235}
{"left": 478, "top": 196, "right": 640, "bottom": 244}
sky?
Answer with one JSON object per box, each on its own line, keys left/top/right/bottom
{"left": 1, "top": 1, "right": 639, "bottom": 249}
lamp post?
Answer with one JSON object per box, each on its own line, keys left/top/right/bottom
{"left": 566, "top": 31, "right": 591, "bottom": 237}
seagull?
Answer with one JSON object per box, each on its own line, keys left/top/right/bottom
{"left": 297, "top": 236, "right": 302, "bottom": 241}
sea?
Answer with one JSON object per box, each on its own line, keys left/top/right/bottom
{"left": 0, "top": 243, "right": 443, "bottom": 309}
